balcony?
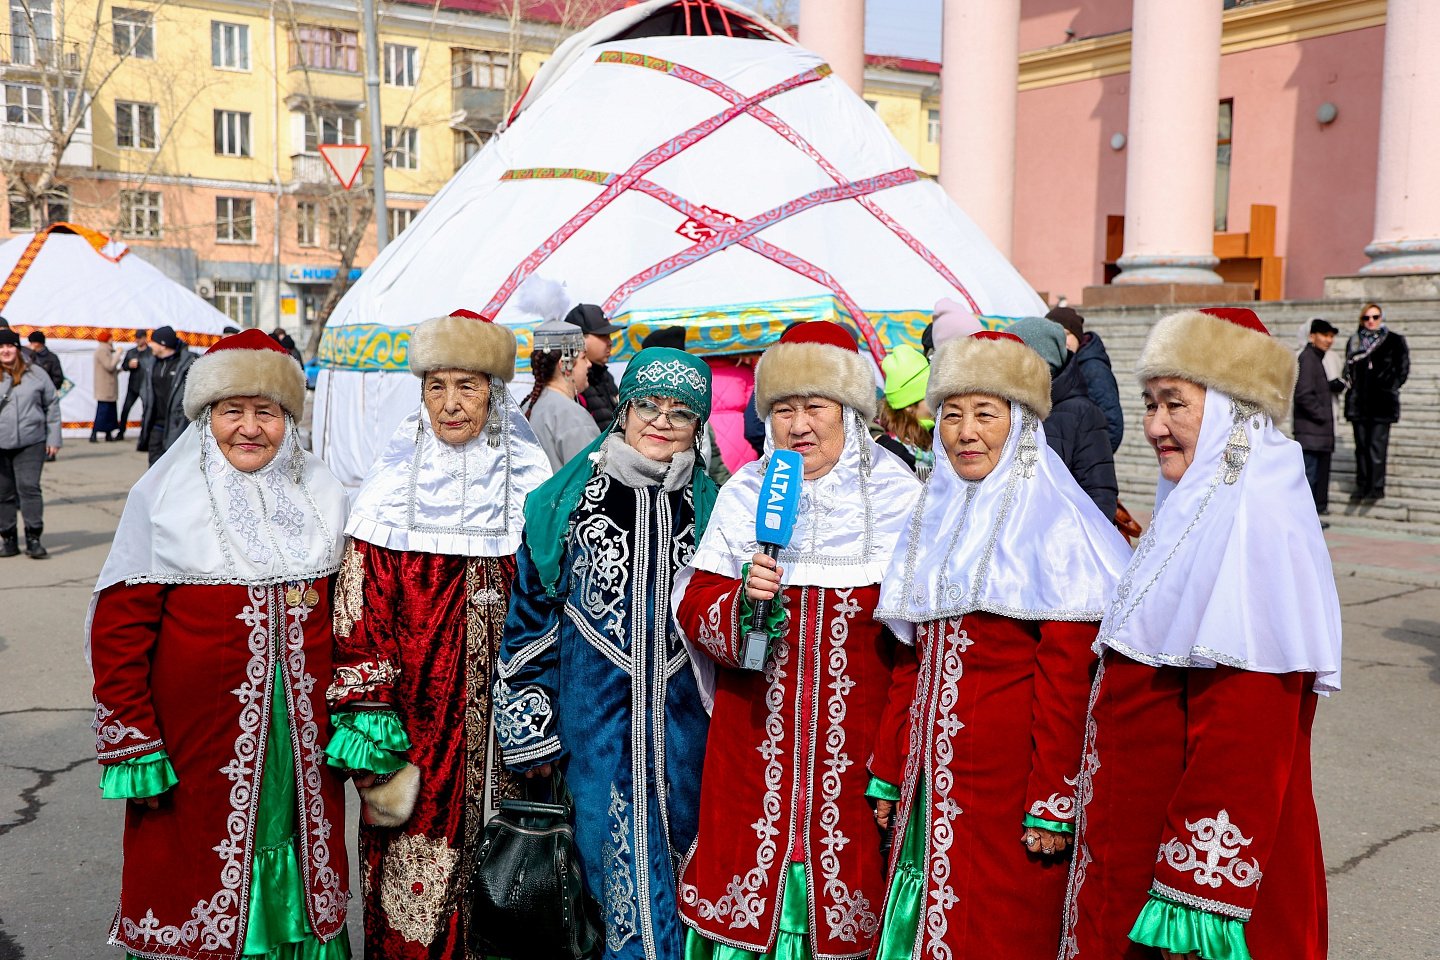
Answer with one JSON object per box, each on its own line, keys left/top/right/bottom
{"left": 0, "top": 34, "right": 82, "bottom": 74}
{"left": 451, "top": 86, "right": 506, "bottom": 131}
{"left": 289, "top": 153, "right": 331, "bottom": 189}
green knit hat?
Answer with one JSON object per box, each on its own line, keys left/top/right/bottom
{"left": 618, "top": 347, "right": 712, "bottom": 420}
{"left": 1007, "top": 316, "right": 1067, "bottom": 374}
{"left": 881, "top": 344, "right": 929, "bottom": 410}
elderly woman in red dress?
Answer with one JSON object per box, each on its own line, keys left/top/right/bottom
{"left": 1060, "top": 307, "right": 1342, "bottom": 960}
{"left": 89, "top": 330, "right": 351, "bottom": 960}
{"left": 868, "top": 331, "right": 1132, "bottom": 960}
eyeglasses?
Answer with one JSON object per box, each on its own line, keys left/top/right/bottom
{"left": 1363, "top": 313, "right": 1382, "bottom": 320}
{"left": 631, "top": 397, "right": 699, "bottom": 428}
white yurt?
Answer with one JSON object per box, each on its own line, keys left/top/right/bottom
{"left": 0, "top": 224, "right": 231, "bottom": 436}
{"left": 313, "top": 0, "right": 1044, "bottom": 487}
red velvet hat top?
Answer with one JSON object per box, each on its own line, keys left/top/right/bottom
{"left": 971, "top": 330, "right": 1025, "bottom": 345}
{"left": 778, "top": 320, "right": 860, "bottom": 352}
{"left": 205, "top": 328, "right": 291, "bottom": 356}
{"left": 449, "top": 308, "right": 492, "bottom": 322}
{"left": 1199, "top": 306, "right": 1270, "bottom": 335}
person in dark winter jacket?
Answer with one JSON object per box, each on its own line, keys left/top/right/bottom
{"left": 117, "top": 329, "right": 150, "bottom": 439}
{"left": 24, "top": 331, "right": 65, "bottom": 390}
{"left": 1047, "top": 306, "right": 1123, "bottom": 452}
{"left": 1294, "top": 319, "right": 1345, "bottom": 519}
{"left": 1009, "top": 316, "right": 1118, "bottom": 519}
{"left": 138, "top": 326, "right": 197, "bottom": 466}
{"left": 1344, "top": 303, "right": 1409, "bottom": 502}
{"left": 564, "top": 303, "right": 623, "bottom": 430}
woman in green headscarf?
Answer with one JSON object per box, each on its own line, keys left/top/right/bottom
{"left": 493, "top": 346, "right": 717, "bottom": 960}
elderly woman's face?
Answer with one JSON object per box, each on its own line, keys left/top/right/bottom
{"left": 1143, "top": 376, "right": 1207, "bottom": 483}
{"left": 211, "top": 396, "right": 286, "bottom": 472}
{"left": 424, "top": 369, "right": 490, "bottom": 446}
{"left": 623, "top": 395, "right": 699, "bottom": 463}
{"left": 938, "top": 393, "right": 1011, "bottom": 481}
{"left": 771, "top": 396, "right": 845, "bottom": 480}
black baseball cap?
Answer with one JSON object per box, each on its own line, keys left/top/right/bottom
{"left": 1309, "top": 318, "right": 1339, "bottom": 336}
{"left": 564, "top": 303, "right": 623, "bottom": 336}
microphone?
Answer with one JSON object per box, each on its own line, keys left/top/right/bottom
{"left": 741, "top": 450, "right": 803, "bottom": 671}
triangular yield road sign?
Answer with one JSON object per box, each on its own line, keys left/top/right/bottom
{"left": 319, "top": 144, "right": 370, "bottom": 190}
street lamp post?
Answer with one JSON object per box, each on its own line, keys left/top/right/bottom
{"left": 362, "top": 0, "right": 389, "bottom": 251}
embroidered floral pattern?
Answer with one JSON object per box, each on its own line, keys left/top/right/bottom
{"left": 1029, "top": 792, "right": 1076, "bottom": 822}
{"left": 573, "top": 512, "right": 631, "bottom": 644}
{"left": 325, "top": 659, "right": 399, "bottom": 703}
{"left": 634, "top": 357, "right": 709, "bottom": 393}
{"left": 818, "top": 589, "right": 878, "bottom": 943}
{"left": 333, "top": 540, "right": 365, "bottom": 638}
{"left": 380, "top": 832, "right": 460, "bottom": 944}
{"left": 1059, "top": 657, "right": 1107, "bottom": 959}
{"left": 922, "top": 619, "right": 972, "bottom": 960}
{"left": 1157, "top": 809, "right": 1263, "bottom": 890}
{"left": 93, "top": 701, "right": 156, "bottom": 760}
{"left": 602, "top": 783, "right": 639, "bottom": 951}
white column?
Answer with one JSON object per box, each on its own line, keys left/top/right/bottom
{"left": 1363, "top": 0, "right": 1440, "bottom": 274}
{"left": 938, "top": 0, "right": 1020, "bottom": 259}
{"left": 1114, "top": 0, "right": 1224, "bottom": 285}
{"left": 798, "top": 0, "right": 866, "bottom": 95}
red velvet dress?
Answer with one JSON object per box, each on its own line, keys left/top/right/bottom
{"left": 1061, "top": 653, "right": 1327, "bottom": 958}
{"left": 326, "top": 540, "right": 520, "bottom": 960}
{"left": 676, "top": 572, "right": 913, "bottom": 960}
{"left": 878, "top": 612, "right": 1099, "bottom": 960}
{"left": 90, "top": 581, "right": 349, "bottom": 960}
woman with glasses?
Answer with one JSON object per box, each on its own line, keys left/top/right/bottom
{"left": 1343, "top": 302, "right": 1409, "bottom": 503}
{"left": 494, "top": 346, "right": 719, "bottom": 960}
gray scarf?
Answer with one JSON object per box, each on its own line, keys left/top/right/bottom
{"left": 599, "top": 434, "right": 695, "bottom": 492}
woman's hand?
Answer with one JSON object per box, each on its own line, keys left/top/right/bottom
{"left": 745, "top": 552, "right": 782, "bottom": 602}
{"left": 1020, "top": 826, "right": 1070, "bottom": 857}
{"left": 44, "top": 446, "right": 58, "bottom": 458}
{"left": 873, "top": 799, "right": 894, "bottom": 830}
{"left": 352, "top": 772, "right": 378, "bottom": 789}
{"left": 128, "top": 794, "right": 164, "bottom": 810}
{"left": 525, "top": 763, "right": 554, "bottom": 779}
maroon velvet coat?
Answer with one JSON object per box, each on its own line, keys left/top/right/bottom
{"left": 1061, "top": 654, "right": 1327, "bottom": 959}
{"left": 90, "top": 581, "right": 348, "bottom": 960}
{"left": 676, "top": 572, "right": 912, "bottom": 960}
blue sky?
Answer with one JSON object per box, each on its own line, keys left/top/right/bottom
{"left": 864, "top": 0, "right": 941, "bottom": 60}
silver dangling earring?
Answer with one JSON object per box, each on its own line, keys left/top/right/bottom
{"left": 1222, "top": 400, "right": 1260, "bottom": 485}
{"left": 287, "top": 415, "right": 304, "bottom": 483}
{"left": 486, "top": 382, "right": 503, "bottom": 448}
{"left": 855, "top": 409, "right": 873, "bottom": 476}
{"left": 1016, "top": 411, "right": 1040, "bottom": 479}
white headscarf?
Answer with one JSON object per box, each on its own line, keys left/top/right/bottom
{"left": 1096, "top": 387, "right": 1343, "bottom": 692}
{"left": 86, "top": 416, "right": 348, "bottom": 660}
{"left": 684, "top": 407, "right": 921, "bottom": 587}
{"left": 345, "top": 383, "right": 552, "bottom": 557}
{"left": 876, "top": 404, "right": 1132, "bottom": 643}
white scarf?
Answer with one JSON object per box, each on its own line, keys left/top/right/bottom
{"left": 345, "top": 385, "right": 552, "bottom": 557}
{"left": 685, "top": 407, "right": 921, "bottom": 587}
{"left": 876, "top": 403, "right": 1132, "bottom": 643}
{"left": 1096, "top": 388, "right": 1343, "bottom": 692}
{"left": 86, "top": 417, "right": 348, "bottom": 661}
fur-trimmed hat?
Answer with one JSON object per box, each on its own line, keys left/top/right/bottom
{"left": 1135, "top": 307, "right": 1296, "bottom": 421}
{"left": 408, "top": 308, "right": 517, "bottom": 382}
{"left": 183, "top": 328, "right": 306, "bottom": 421}
{"left": 926, "top": 331, "right": 1053, "bottom": 420}
{"left": 754, "top": 320, "right": 877, "bottom": 420}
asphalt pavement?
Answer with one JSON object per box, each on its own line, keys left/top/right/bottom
{"left": 0, "top": 442, "right": 1436, "bottom": 958}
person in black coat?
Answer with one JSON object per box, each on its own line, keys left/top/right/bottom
{"left": 1009, "top": 316, "right": 1118, "bottom": 519}
{"left": 117, "top": 329, "right": 150, "bottom": 440}
{"left": 1294, "top": 319, "right": 1345, "bottom": 518}
{"left": 1344, "top": 303, "right": 1409, "bottom": 502}
{"left": 1048, "top": 306, "right": 1123, "bottom": 452}
{"left": 564, "top": 303, "right": 623, "bottom": 430}
{"left": 24, "top": 331, "right": 65, "bottom": 389}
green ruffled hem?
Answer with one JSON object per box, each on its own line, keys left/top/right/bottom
{"left": 685, "top": 862, "right": 812, "bottom": 960}
{"left": 245, "top": 839, "right": 312, "bottom": 951}
{"left": 873, "top": 787, "right": 926, "bottom": 960}
{"left": 1022, "top": 813, "right": 1074, "bottom": 835}
{"left": 1129, "top": 893, "right": 1251, "bottom": 960}
{"left": 325, "top": 710, "right": 410, "bottom": 775}
{"left": 866, "top": 776, "right": 901, "bottom": 802}
{"left": 129, "top": 931, "right": 349, "bottom": 960}
{"left": 100, "top": 750, "right": 178, "bottom": 799}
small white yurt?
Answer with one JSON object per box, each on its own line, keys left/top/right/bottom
{"left": 313, "top": 0, "right": 1044, "bottom": 487}
{"left": 0, "top": 223, "right": 231, "bottom": 435}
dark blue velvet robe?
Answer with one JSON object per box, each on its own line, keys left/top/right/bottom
{"left": 495, "top": 468, "right": 709, "bottom": 960}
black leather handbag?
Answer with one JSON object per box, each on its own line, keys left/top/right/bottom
{"left": 468, "top": 773, "right": 602, "bottom": 960}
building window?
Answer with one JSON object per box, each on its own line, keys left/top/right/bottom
{"left": 303, "top": 112, "right": 361, "bottom": 152}
{"left": 454, "top": 128, "right": 487, "bottom": 170}
{"left": 111, "top": 7, "right": 153, "bottom": 58}
{"left": 119, "top": 189, "right": 162, "bottom": 238}
{"left": 216, "top": 196, "right": 254, "bottom": 243}
{"left": 290, "top": 25, "right": 359, "bottom": 73}
{"left": 388, "top": 206, "right": 416, "bottom": 237}
{"left": 296, "top": 200, "right": 319, "bottom": 246}
{"left": 384, "top": 43, "right": 416, "bottom": 86}
{"left": 58, "top": 89, "right": 86, "bottom": 130}
{"left": 214, "top": 279, "right": 255, "bottom": 326}
{"left": 3, "top": 82, "right": 45, "bottom": 125}
{"left": 384, "top": 125, "right": 417, "bottom": 169}
{"left": 1215, "top": 98, "right": 1232, "bottom": 233}
{"left": 926, "top": 108, "right": 939, "bottom": 144}
{"left": 326, "top": 206, "right": 343, "bottom": 249}
{"left": 211, "top": 21, "right": 249, "bottom": 70}
{"left": 214, "top": 109, "right": 251, "bottom": 156}
{"left": 115, "top": 99, "right": 156, "bottom": 149}
{"left": 10, "top": 0, "right": 55, "bottom": 67}
{"left": 8, "top": 187, "right": 67, "bottom": 230}
{"left": 451, "top": 48, "right": 508, "bottom": 89}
